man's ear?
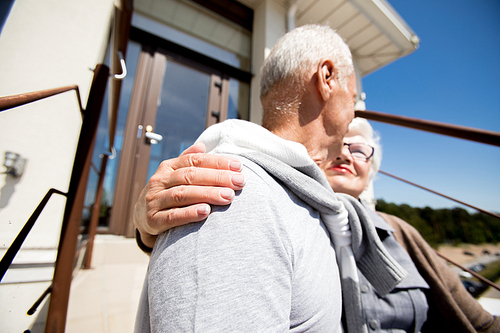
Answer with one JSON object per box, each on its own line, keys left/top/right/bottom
{"left": 317, "top": 58, "right": 337, "bottom": 101}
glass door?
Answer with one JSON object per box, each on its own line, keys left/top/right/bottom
{"left": 109, "top": 46, "right": 232, "bottom": 236}
{"left": 145, "top": 57, "right": 212, "bottom": 180}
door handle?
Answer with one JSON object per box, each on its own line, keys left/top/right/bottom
{"left": 211, "top": 111, "right": 220, "bottom": 122}
{"left": 145, "top": 131, "right": 163, "bottom": 144}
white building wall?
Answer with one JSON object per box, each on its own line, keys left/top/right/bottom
{"left": 0, "top": 0, "right": 114, "bottom": 251}
{"left": 0, "top": 0, "right": 115, "bottom": 331}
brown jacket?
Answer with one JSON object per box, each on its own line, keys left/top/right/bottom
{"left": 379, "top": 212, "right": 500, "bottom": 332}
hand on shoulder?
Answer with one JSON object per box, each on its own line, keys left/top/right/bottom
{"left": 134, "top": 142, "right": 247, "bottom": 249}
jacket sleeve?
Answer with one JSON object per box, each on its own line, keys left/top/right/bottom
{"left": 379, "top": 211, "right": 500, "bottom": 333}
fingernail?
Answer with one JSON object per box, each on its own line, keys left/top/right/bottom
{"left": 231, "top": 174, "right": 246, "bottom": 187}
{"left": 229, "top": 161, "right": 242, "bottom": 171}
{"left": 197, "top": 204, "right": 210, "bottom": 215}
{"left": 220, "top": 188, "right": 235, "bottom": 200}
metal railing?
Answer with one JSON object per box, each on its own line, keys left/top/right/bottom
{"left": 355, "top": 109, "right": 500, "bottom": 221}
{"left": 377, "top": 170, "right": 500, "bottom": 220}
{"left": 356, "top": 109, "right": 500, "bottom": 291}
{"left": 356, "top": 109, "right": 500, "bottom": 147}
{"left": 0, "top": 188, "right": 66, "bottom": 281}
{"left": 0, "top": 85, "right": 84, "bottom": 113}
{"left": 0, "top": 64, "right": 109, "bottom": 333}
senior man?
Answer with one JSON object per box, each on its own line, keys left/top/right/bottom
{"left": 135, "top": 25, "right": 405, "bottom": 333}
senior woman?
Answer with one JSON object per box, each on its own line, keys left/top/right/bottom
{"left": 134, "top": 118, "right": 499, "bottom": 332}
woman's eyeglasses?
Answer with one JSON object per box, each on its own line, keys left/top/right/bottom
{"left": 343, "top": 142, "right": 374, "bottom": 161}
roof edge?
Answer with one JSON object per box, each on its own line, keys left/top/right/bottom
{"left": 347, "top": 0, "right": 420, "bottom": 53}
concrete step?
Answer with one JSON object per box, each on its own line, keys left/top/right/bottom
{"left": 1, "top": 249, "right": 57, "bottom": 284}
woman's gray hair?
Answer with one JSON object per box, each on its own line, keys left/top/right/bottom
{"left": 350, "top": 118, "right": 382, "bottom": 209}
{"left": 348, "top": 117, "right": 382, "bottom": 181}
{"left": 260, "top": 24, "right": 354, "bottom": 99}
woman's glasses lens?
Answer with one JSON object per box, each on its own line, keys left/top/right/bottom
{"left": 344, "top": 143, "right": 374, "bottom": 161}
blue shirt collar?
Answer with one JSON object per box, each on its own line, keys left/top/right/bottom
{"left": 360, "top": 200, "right": 395, "bottom": 232}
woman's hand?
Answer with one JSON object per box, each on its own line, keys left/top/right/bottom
{"left": 133, "top": 142, "right": 246, "bottom": 249}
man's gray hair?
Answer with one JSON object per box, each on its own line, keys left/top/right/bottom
{"left": 260, "top": 24, "right": 354, "bottom": 99}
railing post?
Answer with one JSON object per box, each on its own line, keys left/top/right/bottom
{"left": 44, "top": 64, "right": 109, "bottom": 333}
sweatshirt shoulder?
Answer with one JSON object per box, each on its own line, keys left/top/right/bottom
{"left": 219, "top": 154, "right": 287, "bottom": 193}
{"left": 212, "top": 154, "right": 318, "bottom": 230}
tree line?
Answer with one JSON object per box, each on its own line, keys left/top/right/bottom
{"left": 375, "top": 199, "right": 500, "bottom": 247}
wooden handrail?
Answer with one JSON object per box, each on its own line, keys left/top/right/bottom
{"left": 0, "top": 85, "right": 84, "bottom": 113}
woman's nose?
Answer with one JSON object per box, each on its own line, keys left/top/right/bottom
{"left": 336, "top": 144, "right": 353, "bottom": 161}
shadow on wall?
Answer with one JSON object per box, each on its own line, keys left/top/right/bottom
{"left": 0, "top": 173, "right": 22, "bottom": 209}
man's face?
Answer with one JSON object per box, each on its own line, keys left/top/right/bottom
{"left": 324, "top": 75, "right": 358, "bottom": 159}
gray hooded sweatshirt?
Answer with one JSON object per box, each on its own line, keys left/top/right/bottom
{"left": 135, "top": 120, "right": 405, "bottom": 333}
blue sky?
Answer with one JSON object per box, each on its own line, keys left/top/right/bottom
{"left": 362, "top": 0, "right": 500, "bottom": 213}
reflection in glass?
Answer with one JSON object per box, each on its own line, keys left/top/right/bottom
{"left": 146, "top": 59, "right": 210, "bottom": 180}
{"left": 228, "top": 79, "right": 249, "bottom": 120}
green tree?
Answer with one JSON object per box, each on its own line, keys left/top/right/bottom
{"left": 375, "top": 199, "right": 499, "bottom": 246}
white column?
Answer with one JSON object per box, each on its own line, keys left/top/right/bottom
{"left": 249, "top": 0, "right": 287, "bottom": 125}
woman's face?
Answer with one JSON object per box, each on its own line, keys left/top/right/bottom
{"left": 320, "top": 134, "right": 372, "bottom": 198}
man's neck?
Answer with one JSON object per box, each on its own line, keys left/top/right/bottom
{"left": 271, "top": 122, "right": 330, "bottom": 165}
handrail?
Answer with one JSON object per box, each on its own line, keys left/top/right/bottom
{"left": 27, "top": 285, "right": 52, "bottom": 315}
{"left": 0, "top": 188, "right": 67, "bottom": 281}
{"left": 0, "top": 64, "right": 109, "bottom": 333}
{"left": 435, "top": 251, "right": 500, "bottom": 292}
{"left": 0, "top": 85, "right": 84, "bottom": 113}
{"left": 356, "top": 110, "right": 500, "bottom": 291}
{"left": 45, "top": 64, "right": 109, "bottom": 333}
{"left": 25, "top": 239, "right": 87, "bottom": 317}
{"left": 378, "top": 170, "right": 500, "bottom": 220}
{"left": 377, "top": 170, "right": 500, "bottom": 287}
{"left": 355, "top": 109, "right": 500, "bottom": 218}
{"left": 355, "top": 109, "right": 500, "bottom": 147}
